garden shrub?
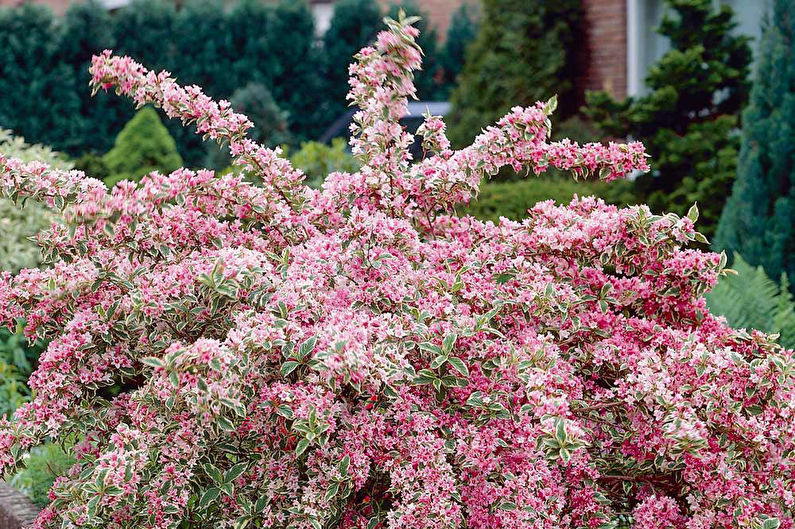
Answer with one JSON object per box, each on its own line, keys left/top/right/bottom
{"left": 0, "top": 14, "right": 792, "bottom": 529}
{"left": 0, "top": 128, "right": 58, "bottom": 441}
{"left": 585, "top": 0, "right": 752, "bottom": 238}
{"left": 714, "top": 0, "right": 795, "bottom": 288}
{"left": 0, "top": 129, "right": 72, "bottom": 273}
{"left": 706, "top": 254, "right": 795, "bottom": 349}
{"left": 102, "top": 107, "right": 183, "bottom": 187}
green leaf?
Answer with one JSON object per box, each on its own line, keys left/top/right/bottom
{"left": 324, "top": 481, "right": 340, "bottom": 501}
{"left": 339, "top": 454, "right": 351, "bottom": 475}
{"left": 280, "top": 361, "right": 300, "bottom": 377}
{"left": 555, "top": 419, "right": 567, "bottom": 444}
{"left": 447, "top": 357, "right": 469, "bottom": 377}
{"left": 224, "top": 462, "right": 248, "bottom": 483}
{"left": 762, "top": 518, "right": 781, "bottom": 529}
{"left": 430, "top": 355, "right": 447, "bottom": 369}
{"left": 140, "top": 356, "right": 164, "bottom": 369}
{"left": 204, "top": 464, "right": 224, "bottom": 484}
{"left": 442, "top": 333, "right": 457, "bottom": 354}
{"left": 414, "top": 369, "right": 437, "bottom": 385}
{"left": 199, "top": 487, "right": 221, "bottom": 508}
{"left": 295, "top": 438, "right": 311, "bottom": 456}
{"left": 466, "top": 391, "right": 484, "bottom": 407}
{"left": 298, "top": 335, "right": 318, "bottom": 359}
{"left": 217, "top": 416, "right": 236, "bottom": 432}
{"left": 687, "top": 203, "right": 699, "bottom": 223}
{"left": 276, "top": 404, "right": 294, "bottom": 419}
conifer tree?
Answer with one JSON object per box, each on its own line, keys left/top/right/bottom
{"left": 585, "top": 0, "right": 751, "bottom": 237}
{"left": 440, "top": 2, "right": 479, "bottom": 96}
{"left": 57, "top": 0, "right": 121, "bottom": 155}
{"left": 714, "top": 0, "right": 795, "bottom": 282}
{"left": 446, "top": 0, "right": 582, "bottom": 148}
{"left": 0, "top": 4, "right": 80, "bottom": 151}
{"left": 322, "top": 0, "right": 383, "bottom": 126}
{"left": 102, "top": 107, "right": 183, "bottom": 187}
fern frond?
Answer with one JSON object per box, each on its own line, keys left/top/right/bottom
{"left": 706, "top": 254, "right": 795, "bottom": 349}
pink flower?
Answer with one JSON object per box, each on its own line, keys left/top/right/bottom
{"left": 0, "top": 11, "right": 791, "bottom": 529}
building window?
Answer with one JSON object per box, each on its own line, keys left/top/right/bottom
{"left": 102, "top": 0, "right": 130, "bottom": 9}
{"left": 312, "top": 1, "right": 335, "bottom": 36}
{"left": 626, "top": 0, "right": 770, "bottom": 97}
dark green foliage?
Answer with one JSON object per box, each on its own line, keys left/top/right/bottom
{"left": 706, "top": 254, "right": 795, "bottom": 349}
{"left": 207, "top": 83, "right": 291, "bottom": 169}
{"left": 265, "top": 1, "right": 325, "bottom": 140}
{"left": 56, "top": 1, "right": 121, "bottom": 155}
{"left": 585, "top": 0, "right": 752, "bottom": 238}
{"left": 232, "top": 84, "right": 292, "bottom": 147}
{"left": 0, "top": 321, "right": 45, "bottom": 419}
{"left": 322, "top": 0, "right": 383, "bottom": 126}
{"left": 446, "top": 0, "right": 582, "bottom": 148}
{"left": 171, "top": 0, "right": 234, "bottom": 98}
{"left": 0, "top": 0, "right": 326, "bottom": 165}
{"left": 73, "top": 153, "right": 111, "bottom": 182}
{"left": 113, "top": 0, "right": 177, "bottom": 71}
{"left": 439, "top": 2, "right": 479, "bottom": 96}
{"left": 102, "top": 107, "right": 183, "bottom": 186}
{"left": 0, "top": 4, "right": 80, "bottom": 151}
{"left": 714, "top": 0, "right": 795, "bottom": 285}
{"left": 387, "top": 1, "right": 444, "bottom": 100}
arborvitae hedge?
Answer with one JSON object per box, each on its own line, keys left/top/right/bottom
{"left": 714, "top": 0, "right": 795, "bottom": 284}
{"left": 0, "top": 0, "right": 324, "bottom": 165}
{"left": 0, "top": 4, "right": 80, "bottom": 151}
{"left": 446, "top": 0, "right": 582, "bottom": 149}
{"left": 322, "top": 0, "right": 383, "bottom": 127}
{"left": 0, "top": 0, "right": 473, "bottom": 165}
{"left": 440, "top": 2, "right": 479, "bottom": 97}
{"left": 585, "top": 0, "right": 751, "bottom": 238}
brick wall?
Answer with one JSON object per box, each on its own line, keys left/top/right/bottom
{"left": 578, "top": 0, "right": 627, "bottom": 101}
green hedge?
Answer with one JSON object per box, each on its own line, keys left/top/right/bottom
{"left": 463, "top": 177, "right": 635, "bottom": 223}
{"left": 0, "top": 0, "right": 473, "bottom": 166}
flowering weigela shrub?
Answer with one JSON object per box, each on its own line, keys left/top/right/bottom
{"left": 0, "top": 14, "right": 793, "bottom": 529}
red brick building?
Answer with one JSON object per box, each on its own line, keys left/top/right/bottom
{"left": 0, "top": 0, "right": 769, "bottom": 101}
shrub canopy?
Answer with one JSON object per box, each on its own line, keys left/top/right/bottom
{"left": 0, "top": 14, "right": 792, "bottom": 529}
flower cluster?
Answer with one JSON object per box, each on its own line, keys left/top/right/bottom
{"left": 0, "top": 13, "right": 792, "bottom": 529}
